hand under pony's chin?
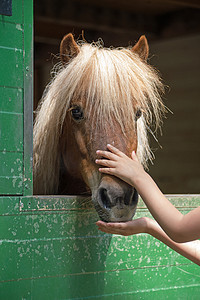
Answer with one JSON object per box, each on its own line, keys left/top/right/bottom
{"left": 96, "top": 217, "right": 150, "bottom": 236}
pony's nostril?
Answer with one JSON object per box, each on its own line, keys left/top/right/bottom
{"left": 124, "top": 188, "right": 138, "bottom": 206}
{"left": 99, "top": 188, "right": 112, "bottom": 209}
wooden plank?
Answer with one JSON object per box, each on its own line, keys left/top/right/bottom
{"left": 0, "top": 227, "right": 194, "bottom": 282}
{"left": 0, "top": 87, "right": 23, "bottom": 114}
{"left": 0, "top": 112, "right": 23, "bottom": 152}
{"left": 149, "top": 35, "right": 200, "bottom": 194}
{"left": 150, "top": 35, "right": 200, "bottom": 68}
{"left": 0, "top": 177, "right": 23, "bottom": 195}
{"left": 0, "top": 152, "right": 23, "bottom": 194}
{"left": 0, "top": 21, "right": 23, "bottom": 49}
{"left": 0, "top": 197, "right": 19, "bottom": 215}
{"left": 0, "top": 215, "right": 195, "bottom": 276}
{"left": 23, "top": 0, "right": 33, "bottom": 196}
{"left": 0, "top": 47, "right": 23, "bottom": 88}
{"left": 1, "top": 264, "right": 200, "bottom": 300}
{"left": 0, "top": 153, "right": 23, "bottom": 178}
{"left": 18, "top": 194, "right": 200, "bottom": 211}
{"left": 29, "top": 265, "right": 200, "bottom": 299}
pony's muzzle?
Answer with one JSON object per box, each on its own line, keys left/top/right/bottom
{"left": 95, "top": 182, "right": 138, "bottom": 222}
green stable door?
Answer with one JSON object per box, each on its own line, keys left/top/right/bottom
{"left": 0, "top": 1, "right": 200, "bottom": 299}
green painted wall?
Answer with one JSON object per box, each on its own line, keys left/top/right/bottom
{"left": 0, "top": 195, "right": 200, "bottom": 299}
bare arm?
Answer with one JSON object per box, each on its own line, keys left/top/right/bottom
{"left": 96, "top": 218, "right": 200, "bottom": 266}
{"left": 135, "top": 172, "right": 200, "bottom": 243}
{"left": 96, "top": 144, "right": 200, "bottom": 243}
{"left": 149, "top": 218, "right": 200, "bottom": 265}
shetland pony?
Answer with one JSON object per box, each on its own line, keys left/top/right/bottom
{"left": 33, "top": 34, "right": 164, "bottom": 222}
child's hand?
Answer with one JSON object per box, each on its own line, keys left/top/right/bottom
{"left": 96, "top": 217, "right": 149, "bottom": 236}
{"left": 95, "top": 144, "right": 145, "bottom": 187}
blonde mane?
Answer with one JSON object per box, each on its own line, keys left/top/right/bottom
{"left": 33, "top": 41, "right": 165, "bottom": 194}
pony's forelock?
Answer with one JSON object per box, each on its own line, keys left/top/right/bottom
{"left": 33, "top": 40, "right": 165, "bottom": 194}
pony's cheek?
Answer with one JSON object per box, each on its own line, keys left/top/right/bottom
{"left": 74, "top": 130, "right": 88, "bottom": 156}
{"left": 80, "top": 159, "right": 101, "bottom": 190}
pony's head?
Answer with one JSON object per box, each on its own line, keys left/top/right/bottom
{"left": 33, "top": 34, "right": 165, "bottom": 222}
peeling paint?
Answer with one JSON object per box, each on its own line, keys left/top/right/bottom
{"left": 16, "top": 24, "right": 23, "bottom": 31}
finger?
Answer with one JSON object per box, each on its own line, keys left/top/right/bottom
{"left": 96, "top": 221, "right": 106, "bottom": 226}
{"left": 106, "top": 223, "right": 130, "bottom": 234}
{"left": 97, "top": 225, "right": 122, "bottom": 234}
{"left": 108, "top": 222, "right": 127, "bottom": 230}
{"left": 96, "top": 221, "right": 123, "bottom": 229}
{"left": 96, "top": 150, "right": 118, "bottom": 160}
{"left": 95, "top": 159, "right": 116, "bottom": 167}
{"left": 96, "top": 221, "right": 121, "bottom": 231}
{"left": 97, "top": 222, "right": 126, "bottom": 233}
{"left": 131, "top": 150, "right": 136, "bottom": 159}
{"left": 96, "top": 221, "right": 109, "bottom": 229}
{"left": 106, "top": 144, "right": 125, "bottom": 157}
{"left": 131, "top": 151, "right": 139, "bottom": 162}
{"left": 98, "top": 167, "right": 115, "bottom": 175}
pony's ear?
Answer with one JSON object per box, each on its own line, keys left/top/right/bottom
{"left": 60, "top": 33, "right": 80, "bottom": 64}
{"left": 131, "top": 35, "right": 149, "bottom": 61}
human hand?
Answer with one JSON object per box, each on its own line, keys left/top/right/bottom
{"left": 95, "top": 144, "right": 145, "bottom": 187}
{"left": 96, "top": 217, "right": 149, "bottom": 236}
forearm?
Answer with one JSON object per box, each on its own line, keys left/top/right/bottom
{"left": 133, "top": 172, "right": 186, "bottom": 241}
{"left": 148, "top": 218, "right": 200, "bottom": 266}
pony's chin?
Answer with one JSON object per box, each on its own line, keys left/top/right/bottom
{"left": 97, "top": 207, "right": 137, "bottom": 223}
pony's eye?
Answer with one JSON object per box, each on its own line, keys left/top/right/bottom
{"left": 135, "top": 109, "right": 142, "bottom": 120}
{"left": 71, "top": 106, "right": 84, "bottom": 121}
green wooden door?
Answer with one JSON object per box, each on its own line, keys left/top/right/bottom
{"left": 0, "top": 0, "right": 33, "bottom": 196}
